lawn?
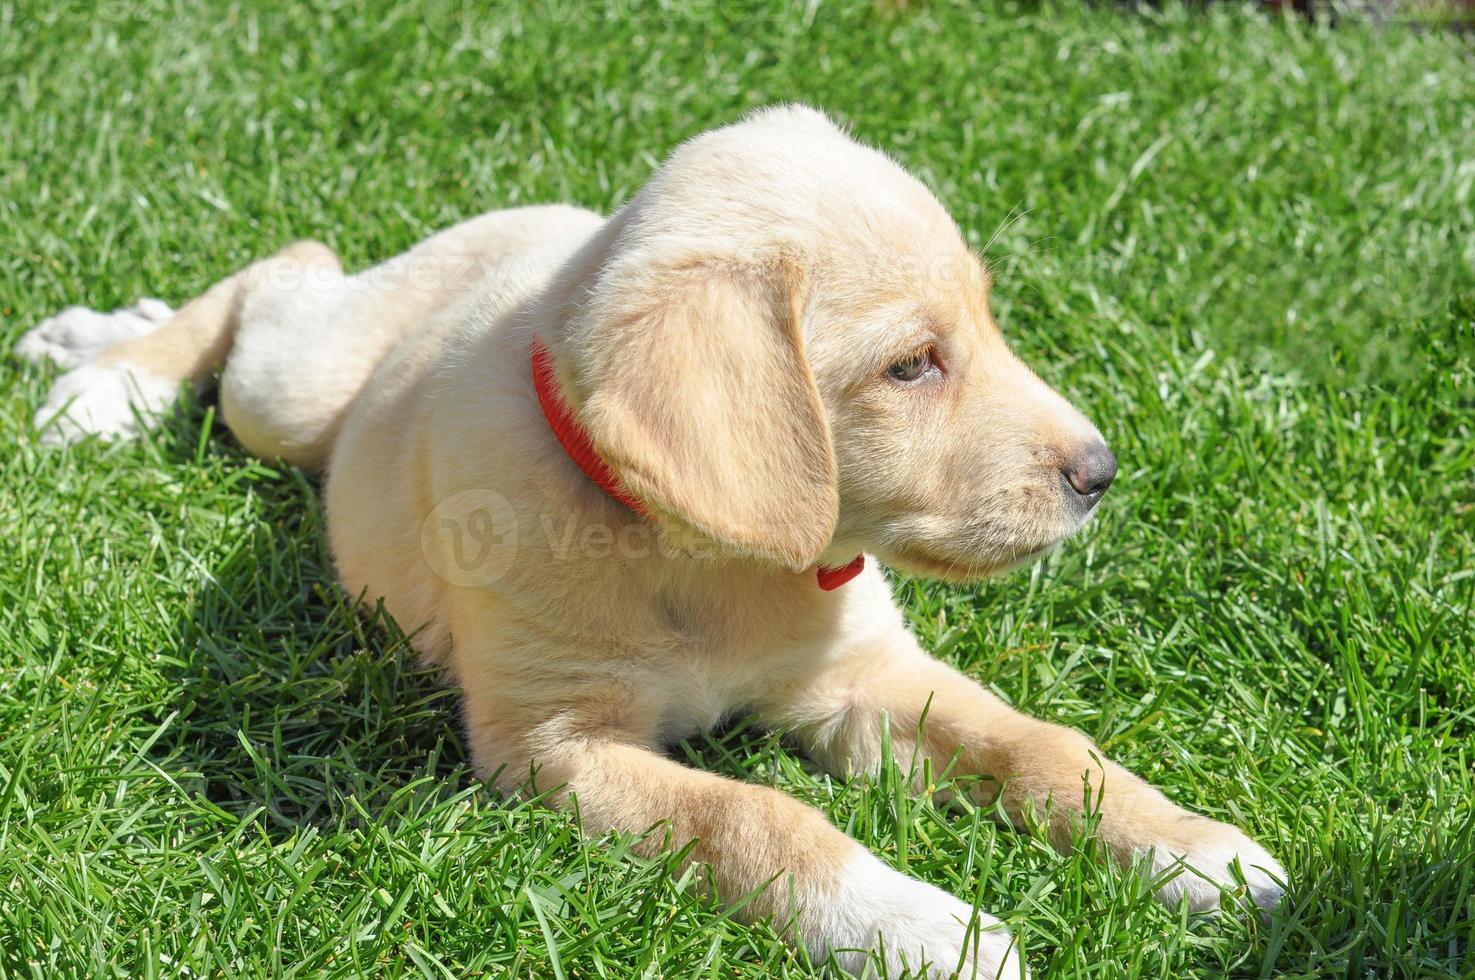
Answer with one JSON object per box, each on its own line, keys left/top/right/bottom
{"left": 2, "top": 0, "right": 1473, "bottom": 976}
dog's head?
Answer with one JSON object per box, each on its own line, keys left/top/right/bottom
{"left": 556, "top": 106, "right": 1114, "bottom": 580}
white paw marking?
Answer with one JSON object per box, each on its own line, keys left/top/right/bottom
{"left": 15, "top": 299, "right": 173, "bottom": 368}
{"left": 815, "top": 851, "right": 1028, "bottom": 978}
{"left": 1143, "top": 824, "right": 1285, "bottom": 914}
{"left": 34, "top": 362, "right": 181, "bottom": 444}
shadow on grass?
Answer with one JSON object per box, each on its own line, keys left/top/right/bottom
{"left": 144, "top": 399, "right": 473, "bottom": 835}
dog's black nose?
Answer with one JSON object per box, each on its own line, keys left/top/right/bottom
{"left": 1061, "top": 443, "right": 1117, "bottom": 506}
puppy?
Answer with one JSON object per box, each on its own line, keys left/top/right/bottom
{"left": 21, "top": 106, "right": 1283, "bottom": 978}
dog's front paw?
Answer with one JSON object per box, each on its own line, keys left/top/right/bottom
{"left": 33, "top": 361, "right": 181, "bottom": 444}
{"left": 815, "top": 851, "right": 1027, "bottom": 978}
{"left": 1142, "top": 816, "right": 1285, "bottom": 914}
{"left": 16, "top": 300, "right": 173, "bottom": 368}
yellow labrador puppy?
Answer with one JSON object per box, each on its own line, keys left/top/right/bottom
{"left": 22, "top": 106, "right": 1283, "bottom": 977}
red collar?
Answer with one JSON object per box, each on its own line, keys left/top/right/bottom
{"left": 531, "top": 338, "right": 864, "bottom": 591}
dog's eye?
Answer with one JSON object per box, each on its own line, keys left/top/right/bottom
{"left": 886, "top": 350, "right": 935, "bottom": 383}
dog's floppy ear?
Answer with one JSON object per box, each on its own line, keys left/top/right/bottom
{"left": 573, "top": 256, "right": 838, "bottom": 570}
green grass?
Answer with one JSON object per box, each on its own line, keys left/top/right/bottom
{"left": 2, "top": 0, "right": 1473, "bottom": 976}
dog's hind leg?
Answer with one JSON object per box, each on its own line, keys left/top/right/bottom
{"left": 15, "top": 297, "right": 176, "bottom": 369}
{"left": 217, "top": 204, "right": 604, "bottom": 468}
{"left": 21, "top": 205, "right": 605, "bottom": 465}
{"left": 21, "top": 240, "right": 343, "bottom": 453}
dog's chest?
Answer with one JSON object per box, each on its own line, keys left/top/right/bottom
{"left": 654, "top": 655, "right": 786, "bottom": 745}
{"left": 648, "top": 584, "right": 828, "bottom": 743}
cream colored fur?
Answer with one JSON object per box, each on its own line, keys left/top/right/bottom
{"left": 19, "top": 106, "right": 1283, "bottom": 977}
